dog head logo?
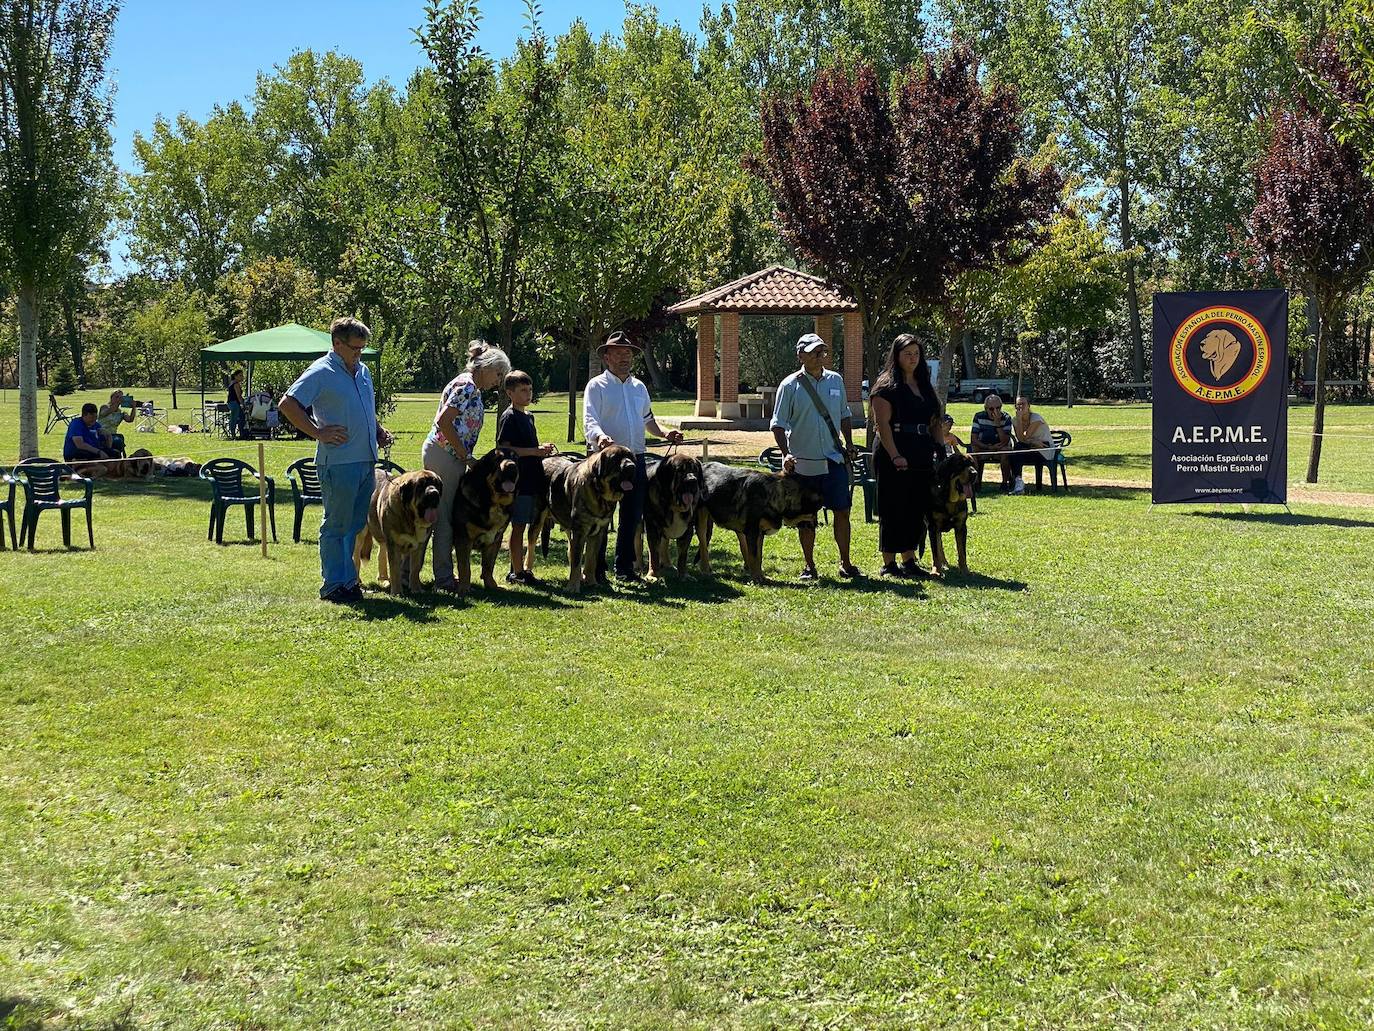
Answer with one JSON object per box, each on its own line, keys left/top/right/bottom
{"left": 1170, "top": 306, "right": 1272, "bottom": 404}
{"left": 1199, "top": 329, "right": 1241, "bottom": 381}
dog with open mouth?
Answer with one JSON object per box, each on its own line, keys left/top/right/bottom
{"left": 926, "top": 451, "right": 977, "bottom": 575}
{"left": 354, "top": 469, "right": 444, "bottom": 595}
{"left": 453, "top": 447, "right": 522, "bottom": 593}
{"left": 641, "top": 452, "right": 705, "bottom": 581}
{"left": 534, "top": 444, "right": 638, "bottom": 594}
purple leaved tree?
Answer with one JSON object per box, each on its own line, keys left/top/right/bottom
{"left": 1249, "top": 37, "right": 1374, "bottom": 483}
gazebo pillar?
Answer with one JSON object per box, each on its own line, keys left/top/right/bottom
{"left": 843, "top": 312, "right": 865, "bottom": 421}
{"left": 813, "top": 314, "right": 835, "bottom": 367}
{"left": 719, "top": 312, "right": 741, "bottom": 419}
{"left": 695, "top": 315, "right": 716, "bottom": 417}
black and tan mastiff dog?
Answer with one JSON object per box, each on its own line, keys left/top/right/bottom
{"left": 695, "top": 461, "right": 823, "bottom": 584}
{"left": 354, "top": 469, "right": 443, "bottom": 595}
{"left": 453, "top": 447, "right": 521, "bottom": 593}
{"left": 927, "top": 451, "right": 976, "bottom": 575}
{"left": 536, "top": 444, "right": 638, "bottom": 594}
{"left": 641, "top": 452, "right": 705, "bottom": 581}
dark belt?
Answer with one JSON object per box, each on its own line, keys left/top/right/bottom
{"left": 889, "top": 422, "right": 930, "bottom": 435}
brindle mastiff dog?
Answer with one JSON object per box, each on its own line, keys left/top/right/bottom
{"left": 453, "top": 447, "right": 521, "bottom": 593}
{"left": 927, "top": 451, "right": 976, "bottom": 575}
{"left": 535, "top": 444, "right": 638, "bottom": 594}
{"left": 695, "top": 461, "right": 823, "bottom": 584}
{"left": 641, "top": 452, "right": 704, "bottom": 581}
{"left": 354, "top": 469, "right": 443, "bottom": 595}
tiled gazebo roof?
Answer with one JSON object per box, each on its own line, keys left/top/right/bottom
{"left": 667, "top": 265, "right": 858, "bottom": 316}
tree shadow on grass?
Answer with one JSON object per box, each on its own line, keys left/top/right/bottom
{"left": 1, "top": 996, "right": 137, "bottom": 1030}
{"left": 1062, "top": 484, "right": 1151, "bottom": 502}
{"left": 1191, "top": 510, "right": 1374, "bottom": 530}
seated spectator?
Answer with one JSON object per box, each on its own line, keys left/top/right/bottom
{"left": 64, "top": 404, "right": 116, "bottom": 477}
{"left": 968, "top": 393, "right": 1013, "bottom": 490}
{"left": 97, "top": 390, "right": 135, "bottom": 456}
{"left": 941, "top": 413, "right": 964, "bottom": 455}
{"left": 1010, "top": 395, "right": 1054, "bottom": 494}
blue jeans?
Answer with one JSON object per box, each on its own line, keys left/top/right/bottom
{"left": 318, "top": 460, "right": 374, "bottom": 597}
{"left": 228, "top": 401, "right": 246, "bottom": 439}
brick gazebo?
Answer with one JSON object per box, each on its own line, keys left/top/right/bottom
{"left": 667, "top": 265, "right": 863, "bottom": 428}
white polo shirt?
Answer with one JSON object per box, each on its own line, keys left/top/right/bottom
{"left": 583, "top": 370, "right": 653, "bottom": 454}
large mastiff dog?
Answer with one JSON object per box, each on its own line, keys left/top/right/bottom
{"left": 927, "top": 451, "right": 976, "bottom": 575}
{"left": 695, "top": 462, "right": 823, "bottom": 584}
{"left": 453, "top": 448, "right": 521, "bottom": 593}
{"left": 535, "top": 444, "right": 638, "bottom": 594}
{"left": 354, "top": 469, "right": 443, "bottom": 595}
{"left": 642, "top": 452, "right": 704, "bottom": 581}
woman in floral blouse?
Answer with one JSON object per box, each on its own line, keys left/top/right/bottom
{"left": 422, "top": 340, "right": 512, "bottom": 590}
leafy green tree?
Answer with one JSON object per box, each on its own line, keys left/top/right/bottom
{"left": 129, "top": 284, "right": 211, "bottom": 409}
{"left": 0, "top": 0, "right": 118, "bottom": 458}
{"left": 417, "top": 0, "right": 563, "bottom": 353}
{"left": 218, "top": 255, "right": 324, "bottom": 336}
{"left": 125, "top": 105, "right": 265, "bottom": 293}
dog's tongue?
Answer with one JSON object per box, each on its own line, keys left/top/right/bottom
{"left": 682, "top": 492, "right": 696, "bottom": 507}
{"left": 620, "top": 479, "right": 634, "bottom": 492}
{"left": 424, "top": 509, "right": 439, "bottom": 525}
{"left": 961, "top": 483, "right": 974, "bottom": 500}
{"left": 501, "top": 480, "right": 517, "bottom": 493}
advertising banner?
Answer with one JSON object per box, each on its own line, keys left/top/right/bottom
{"left": 1152, "top": 290, "right": 1288, "bottom": 504}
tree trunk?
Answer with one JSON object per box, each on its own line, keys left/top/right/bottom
{"left": 961, "top": 328, "right": 976, "bottom": 380}
{"left": 640, "top": 337, "right": 670, "bottom": 393}
{"left": 989, "top": 319, "right": 1003, "bottom": 376}
{"left": 1306, "top": 299, "right": 1328, "bottom": 483}
{"left": 18, "top": 286, "right": 40, "bottom": 461}
{"left": 1066, "top": 331, "right": 1078, "bottom": 408}
{"left": 567, "top": 348, "right": 578, "bottom": 443}
{"left": 1120, "top": 177, "right": 1146, "bottom": 400}
{"left": 171, "top": 366, "right": 179, "bottom": 411}
{"left": 62, "top": 292, "right": 85, "bottom": 389}
{"left": 1362, "top": 319, "right": 1371, "bottom": 396}
{"left": 935, "top": 317, "right": 959, "bottom": 415}
{"left": 1303, "top": 293, "right": 1318, "bottom": 380}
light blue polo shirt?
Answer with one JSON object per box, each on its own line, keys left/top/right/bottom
{"left": 770, "top": 367, "right": 848, "bottom": 476}
{"left": 284, "top": 351, "right": 378, "bottom": 468}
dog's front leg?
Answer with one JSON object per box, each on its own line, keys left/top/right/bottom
{"left": 455, "top": 530, "right": 473, "bottom": 595}
{"left": 645, "top": 527, "right": 662, "bottom": 583}
{"left": 377, "top": 537, "right": 390, "bottom": 586}
{"left": 385, "top": 543, "right": 403, "bottom": 595}
{"left": 584, "top": 527, "right": 605, "bottom": 586}
{"left": 695, "top": 509, "right": 714, "bottom": 571}
{"left": 567, "top": 530, "right": 584, "bottom": 594}
{"left": 481, "top": 536, "right": 501, "bottom": 590}
{"left": 410, "top": 540, "right": 426, "bottom": 592}
{"left": 955, "top": 522, "right": 968, "bottom": 573}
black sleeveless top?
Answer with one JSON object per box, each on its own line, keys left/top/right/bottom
{"left": 874, "top": 381, "right": 942, "bottom": 471}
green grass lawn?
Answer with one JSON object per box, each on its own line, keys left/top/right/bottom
{"left": 2, "top": 390, "right": 1374, "bottom": 1028}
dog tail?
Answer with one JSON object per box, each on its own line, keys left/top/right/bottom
{"left": 358, "top": 529, "right": 373, "bottom": 562}
{"left": 540, "top": 515, "right": 551, "bottom": 557}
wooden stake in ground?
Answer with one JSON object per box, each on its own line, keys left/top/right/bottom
{"left": 258, "top": 442, "right": 268, "bottom": 559}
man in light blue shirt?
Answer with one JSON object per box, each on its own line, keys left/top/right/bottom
{"left": 279, "top": 318, "right": 393, "bottom": 603}
{"left": 771, "top": 333, "right": 861, "bottom": 581}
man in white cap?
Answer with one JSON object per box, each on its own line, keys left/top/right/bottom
{"left": 770, "top": 333, "right": 861, "bottom": 581}
{"left": 583, "top": 329, "right": 684, "bottom": 582}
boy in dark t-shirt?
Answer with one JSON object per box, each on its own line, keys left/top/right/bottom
{"left": 496, "top": 371, "right": 555, "bottom": 584}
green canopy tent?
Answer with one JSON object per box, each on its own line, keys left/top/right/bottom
{"left": 199, "top": 323, "right": 382, "bottom": 412}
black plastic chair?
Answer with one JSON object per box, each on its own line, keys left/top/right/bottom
{"left": 1050, "top": 430, "right": 1071, "bottom": 491}
{"left": 285, "top": 457, "right": 323, "bottom": 543}
{"left": 0, "top": 472, "right": 19, "bottom": 550}
{"left": 202, "top": 458, "right": 276, "bottom": 544}
{"left": 853, "top": 450, "right": 878, "bottom": 523}
{"left": 13, "top": 459, "right": 94, "bottom": 550}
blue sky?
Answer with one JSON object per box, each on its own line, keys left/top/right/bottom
{"left": 109, "top": 0, "right": 705, "bottom": 170}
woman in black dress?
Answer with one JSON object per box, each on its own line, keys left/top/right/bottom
{"left": 870, "top": 334, "right": 943, "bottom": 577}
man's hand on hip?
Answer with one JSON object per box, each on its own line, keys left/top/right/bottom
{"left": 318, "top": 425, "right": 348, "bottom": 445}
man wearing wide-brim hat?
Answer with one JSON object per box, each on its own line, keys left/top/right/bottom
{"left": 583, "top": 330, "right": 685, "bottom": 583}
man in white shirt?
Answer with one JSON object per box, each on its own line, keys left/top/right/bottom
{"left": 583, "top": 330, "right": 684, "bottom": 582}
